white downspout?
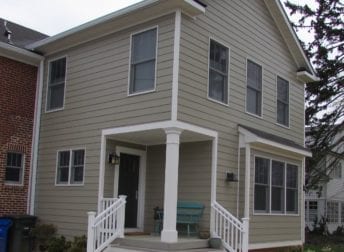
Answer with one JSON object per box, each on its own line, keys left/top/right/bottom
{"left": 28, "top": 59, "right": 44, "bottom": 215}
{"left": 242, "top": 144, "right": 251, "bottom": 252}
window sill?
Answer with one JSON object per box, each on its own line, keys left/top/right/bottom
{"left": 55, "top": 183, "right": 84, "bottom": 187}
{"left": 128, "top": 89, "right": 156, "bottom": 97}
{"left": 245, "top": 111, "right": 263, "bottom": 119}
{"left": 4, "top": 182, "right": 24, "bottom": 187}
{"left": 45, "top": 107, "right": 64, "bottom": 113}
{"left": 276, "top": 122, "right": 290, "bottom": 129}
{"left": 207, "top": 97, "right": 229, "bottom": 107}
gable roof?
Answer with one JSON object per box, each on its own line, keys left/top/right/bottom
{"left": 0, "top": 18, "right": 48, "bottom": 49}
{"left": 26, "top": 0, "right": 316, "bottom": 81}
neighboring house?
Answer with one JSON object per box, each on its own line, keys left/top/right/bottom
{"left": 26, "top": 1, "right": 318, "bottom": 251}
{"left": 305, "top": 127, "right": 344, "bottom": 233}
{"left": 0, "top": 18, "right": 46, "bottom": 215}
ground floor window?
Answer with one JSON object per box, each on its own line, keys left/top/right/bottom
{"left": 254, "top": 156, "right": 299, "bottom": 214}
{"left": 56, "top": 149, "right": 85, "bottom": 185}
{"left": 305, "top": 200, "right": 318, "bottom": 223}
{"left": 326, "top": 201, "right": 339, "bottom": 223}
{"left": 5, "top": 152, "right": 24, "bottom": 185}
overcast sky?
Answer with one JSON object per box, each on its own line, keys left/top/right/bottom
{"left": 0, "top": 0, "right": 315, "bottom": 38}
{"left": 0, "top": 0, "right": 143, "bottom": 36}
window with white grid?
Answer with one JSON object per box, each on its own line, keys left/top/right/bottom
{"left": 326, "top": 201, "right": 339, "bottom": 223}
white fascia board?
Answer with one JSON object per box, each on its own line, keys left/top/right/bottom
{"left": 238, "top": 126, "right": 312, "bottom": 157}
{"left": 102, "top": 120, "right": 217, "bottom": 138}
{"left": 27, "top": 0, "right": 205, "bottom": 52}
{"left": 0, "top": 42, "right": 43, "bottom": 66}
{"left": 297, "top": 71, "right": 320, "bottom": 83}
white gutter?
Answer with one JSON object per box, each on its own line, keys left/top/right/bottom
{"left": 28, "top": 59, "right": 44, "bottom": 215}
{"left": 0, "top": 42, "right": 43, "bottom": 66}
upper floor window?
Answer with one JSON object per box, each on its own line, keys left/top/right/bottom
{"left": 129, "top": 28, "right": 157, "bottom": 95}
{"left": 56, "top": 149, "right": 85, "bottom": 185}
{"left": 208, "top": 39, "right": 229, "bottom": 104}
{"left": 5, "top": 152, "right": 24, "bottom": 185}
{"left": 246, "top": 60, "right": 262, "bottom": 116}
{"left": 47, "top": 57, "right": 66, "bottom": 111}
{"left": 277, "top": 76, "right": 289, "bottom": 126}
{"left": 254, "top": 156, "right": 299, "bottom": 214}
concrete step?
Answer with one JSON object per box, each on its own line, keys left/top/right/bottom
{"left": 106, "top": 236, "right": 225, "bottom": 252}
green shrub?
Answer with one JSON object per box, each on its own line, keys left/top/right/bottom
{"left": 47, "top": 236, "right": 71, "bottom": 252}
{"left": 68, "top": 235, "right": 87, "bottom": 252}
{"left": 32, "top": 223, "right": 57, "bottom": 251}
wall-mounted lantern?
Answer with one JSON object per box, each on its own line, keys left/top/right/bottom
{"left": 108, "top": 153, "right": 120, "bottom": 165}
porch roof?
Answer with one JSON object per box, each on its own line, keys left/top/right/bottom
{"left": 103, "top": 121, "right": 217, "bottom": 145}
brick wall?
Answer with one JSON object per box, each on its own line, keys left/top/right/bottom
{"left": 0, "top": 56, "right": 37, "bottom": 216}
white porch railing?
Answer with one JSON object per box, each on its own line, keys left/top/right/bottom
{"left": 212, "top": 201, "right": 248, "bottom": 252}
{"left": 87, "top": 196, "right": 127, "bottom": 252}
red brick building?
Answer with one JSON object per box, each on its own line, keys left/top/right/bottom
{"left": 0, "top": 18, "right": 47, "bottom": 215}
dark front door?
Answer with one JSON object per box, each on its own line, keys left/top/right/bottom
{"left": 118, "top": 153, "right": 140, "bottom": 228}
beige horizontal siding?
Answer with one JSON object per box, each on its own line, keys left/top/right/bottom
{"left": 178, "top": 0, "right": 305, "bottom": 245}
{"left": 35, "top": 14, "right": 175, "bottom": 238}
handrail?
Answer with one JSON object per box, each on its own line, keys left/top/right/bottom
{"left": 211, "top": 201, "right": 248, "bottom": 252}
{"left": 87, "top": 196, "right": 127, "bottom": 252}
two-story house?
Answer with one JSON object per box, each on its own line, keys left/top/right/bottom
{"left": 305, "top": 126, "right": 344, "bottom": 233}
{"left": 27, "top": 1, "right": 318, "bottom": 251}
{"left": 0, "top": 18, "right": 46, "bottom": 216}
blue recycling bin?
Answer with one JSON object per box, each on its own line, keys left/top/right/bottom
{"left": 0, "top": 218, "right": 12, "bottom": 252}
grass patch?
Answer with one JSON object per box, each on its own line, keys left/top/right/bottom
{"left": 304, "top": 244, "right": 344, "bottom": 252}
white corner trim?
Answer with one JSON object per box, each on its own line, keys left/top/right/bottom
{"left": 97, "top": 134, "right": 107, "bottom": 213}
{"left": 249, "top": 240, "right": 303, "bottom": 250}
{"left": 171, "top": 9, "right": 182, "bottom": 121}
{"left": 28, "top": 60, "right": 44, "bottom": 215}
{"left": 244, "top": 144, "right": 251, "bottom": 219}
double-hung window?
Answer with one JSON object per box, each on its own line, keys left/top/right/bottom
{"left": 326, "top": 201, "right": 339, "bottom": 223}
{"left": 5, "top": 152, "right": 24, "bottom": 184}
{"left": 254, "top": 156, "right": 299, "bottom": 214}
{"left": 129, "top": 28, "right": 157, "bottom": 94}
{"left": 47, "top": 57, "right": 66, "bottom": 111}
{"left": 246, "top": 60, "right": 262, "bottom": 116}
{"left": 208, "top": 40, "right": 229, "bottom": 104}
{"left": 56, "top": 149, "right": 85, "bottom": 185}
{"left": 277, "top": 76, "right": 289, "bottom": 126}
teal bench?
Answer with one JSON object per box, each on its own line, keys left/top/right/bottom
{"left": 154, "top": 201, "right": 205, "bottom": 236}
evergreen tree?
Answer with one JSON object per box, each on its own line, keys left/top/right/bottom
{"left": 285, "top": 0, "right": 343, "bottom": 190}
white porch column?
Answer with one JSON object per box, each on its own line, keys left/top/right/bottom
{"left": 161, "top": 127, "right": 182, "bottom": 243}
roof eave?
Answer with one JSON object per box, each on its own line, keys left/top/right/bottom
{"left": 0, "top": 42, "right": 43, "bottom": 66}
{"left": 264, "top": 0, "right": 317, "bottom": 77}
{"left": 297, "top": 70, "right": 320, "bottom": 83}
{"left": 26, "top": 0, "right": 205, "bottom": 54}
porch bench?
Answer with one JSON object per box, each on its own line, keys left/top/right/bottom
{"left": 154, "top": 201, "right": 204, "bottom": 236}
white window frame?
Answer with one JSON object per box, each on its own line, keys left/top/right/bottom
{"left": 253, "top": 155, "right": 299, "bottom": 216}
{"left": 5, "top": 152, "right": 25, "bottom": 186}
{"left": 330, "top": 160, "right": 342, "bottom": 179}
{"left": 45, "top": 56, "right": 67, "bottom": 113}
{"left": 326, "top": 201, "right": 339, "bottom": 223}
{"left": 128, "top": 26, "right": 158, "bottom": 96}
{"left": 207, "top": 37, "right": 230, "bottom": 106}
{"left": 55, "top": 148, "right": 86, "bottom": 186}
{"left": 245, "top": 58, "right": 263, "bottom": 118}
{"left": 276, "top": 75, "right": 290, "bottom": 128}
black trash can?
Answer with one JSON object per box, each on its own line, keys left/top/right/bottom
{"left": 5, "top": 215, "right": 37, "bottom": 252}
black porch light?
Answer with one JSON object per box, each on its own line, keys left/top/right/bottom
{"left": 108, "top": 153, "right": 120, "bottom": 165}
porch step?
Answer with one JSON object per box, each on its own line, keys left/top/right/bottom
{"left": 108, "top": 236, "right": 225, "bottom": 252}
